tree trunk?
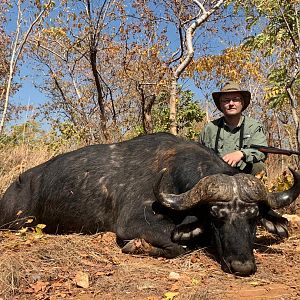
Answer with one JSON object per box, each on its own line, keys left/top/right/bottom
{"left": 89, "top": 47, "right": 110, "bottom": 141}
{"left": 168, "top": 0, "right": 225, "bottom": 135}
{"left": 286, "top": 80, "right": 300, "bottom": 167}
{"left": 169, "top": 78, "right": 178, "bottom": 135}
{"left": 0, "top": 0, "right": 52, "bottom": 135}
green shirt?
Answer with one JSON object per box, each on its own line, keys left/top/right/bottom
{"left": 199, "top": 115, "right": 268, "bottom": 171}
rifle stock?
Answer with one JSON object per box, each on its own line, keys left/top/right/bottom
{"left": 249, "top": 144, "right": 300, "bottom": 156}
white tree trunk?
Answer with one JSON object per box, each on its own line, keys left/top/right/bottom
{"left": 0, "top": 0, "right": 52, "bottom": 135}
{"left": 169, "top": 0, "right": 225, "bottom": 135}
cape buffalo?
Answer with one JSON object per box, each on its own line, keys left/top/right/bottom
{"left": 1, "top": 132, "right": 299, "bottom": 276}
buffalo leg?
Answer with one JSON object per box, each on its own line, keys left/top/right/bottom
{"left": 118, "top": 235, "right": 186, "bottom": 258}
{"left": 171, "top": 216, "right": 204, "bottom": 242}
{"left": 116, "top": 222, "right": 186, "bottom": 258}
{"left": 120, "top": 238, "right": 165, "bottom": 256}
{"left": 259, "top": 207, "right": 289, "bottom": 238}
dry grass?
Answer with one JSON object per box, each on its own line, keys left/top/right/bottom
{"left": 0, "top": 229, "right": 299, "bottom": 300}
{"left": 0, "top": 144, "right": 55, "bottom": 195}
{"left": 0, "top": 232, "right": 117, "bottom": 299}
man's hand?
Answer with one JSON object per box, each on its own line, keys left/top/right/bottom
{"left": 222, "top": 151, "right": 244, "bottom": 167}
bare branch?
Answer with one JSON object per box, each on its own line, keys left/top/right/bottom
{"left": 175, "top": 0, "right": 225, "bottom": 79}
{"left": 12, "top": 0, "right": 53, "bottom": 72}
{"left": 169, "top": 0, "right": 225, "bottom": 135}
{"left": 277, "top": 0, "right": 298, "bottom": 51}
{"left": 0, "top": 0, "right": 52, "bottom": 134}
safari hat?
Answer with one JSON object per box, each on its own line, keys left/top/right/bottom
{"left": 212, "top": 81, "right": 251, "bottom": 112}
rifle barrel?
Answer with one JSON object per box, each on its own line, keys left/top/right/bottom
{"left": 249, "top": 144, "right": 300, "bottom": 156}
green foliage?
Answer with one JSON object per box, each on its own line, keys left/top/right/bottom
{"left": 46, "top": 121, "right": 86, "bottom": 153}
{"left": 0, "top": 120, "right": 86, "bottom": 155}
{"left": 129, "top": 89, "right": 204, "bottom": 140}
{"left": 152, "top": 89, "right": 205, "bottom": 140}
{"left": 266, "top": 67, "right": 289, "bottom": 108}
{"left": 241, "top": 0, "right": 300, "bottom": 109}
{"left": 152, "top": 91, "right": 170, "bottom": 133}
{"left": 267, "top": 170, "right": 293, "bottom": 192}
{"left": 0, "top": 120, "right": 44, "bottom": 147}
{"left": 264, "top": 65, "right": 300, "bottom": 109}
{"left": 56, "top": 121, "right": 81, "bottom": 140}
{"left": 177, "top": 90, "right": 205, "bottom": 139}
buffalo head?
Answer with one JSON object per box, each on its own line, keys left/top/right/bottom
{"left": 154, "top": 168, "right": 300, "bottom": 276}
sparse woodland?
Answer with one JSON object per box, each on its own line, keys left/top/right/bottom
{"left": 0, "top": 0, "right": 300, "bottom": 299}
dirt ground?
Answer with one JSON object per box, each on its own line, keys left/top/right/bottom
{"left": 0, "top": 216, "right": 300, "bottom": 300}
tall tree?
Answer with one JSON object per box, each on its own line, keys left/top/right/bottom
{"left": 168, "top": 0, "right": 225, "bottom": 134}
{"left": 31, "top": 0, "right": 128, "bottom": 143}
{"left": 0, "top": 1, "right": 10, "bottom": 114}
{"left": 28, "top": 0, "right": 258, "bottom": 141}
{"left": 238, "top": 0, "right": 300, "bottom": 161}
{"left": 0, "top": 0, "right": 53, "bottom": 135}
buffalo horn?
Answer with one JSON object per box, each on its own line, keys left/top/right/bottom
{"left": 154, "top": 171, "right": 233, "bottom": 211}
{"left": 154, "top": 168, "right": 300, "bottom": 211}
{"left": 266, "top": 168, "right": 300, "bottom": 209}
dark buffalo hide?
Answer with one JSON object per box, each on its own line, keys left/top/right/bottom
{"left": 1, "top": 132, "right": 299, "bottom": 276}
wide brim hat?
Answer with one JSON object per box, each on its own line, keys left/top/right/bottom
{"left": 212, "top": 81, "right": 251, "bottom": 112}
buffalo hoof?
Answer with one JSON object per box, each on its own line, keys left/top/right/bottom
{"left": 121, "top": 239, "right": 158, "bottom": 255}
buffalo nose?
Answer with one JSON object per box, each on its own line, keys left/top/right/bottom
{"left": 230, "top": 260, "right": 256, "bottom": 276}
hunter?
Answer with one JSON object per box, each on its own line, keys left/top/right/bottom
{"left": 200, "top": 81, "right": 268, "bottom": 175}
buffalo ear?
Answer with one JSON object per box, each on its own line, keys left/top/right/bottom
{"left": 259, "top": 207, "right": 289, "bottom": 238}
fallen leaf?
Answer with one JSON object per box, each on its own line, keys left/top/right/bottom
{"left": 163, "top": 291, "right": 179, "bottom": 300}
{"left": 75, "top": 271, "right": 89, "bottom": 288}
{"left": 95, "top": 271, "right": 114, "bottom": 276}
{"left": 30, "top": 281, "right": 49, "bottom": 293}
{"left": 35, "top": 224, "right": 46, "bottom": 237}
{"left": 147, "top": 297, "right": 160, "bottom": 300}
{"left": 168, "top": 272, "right": 180, "bottom": 280}
{"left": 16, "top": 227, "right": 28, "bottom": 236}
{"left": 249, "top": 281, "right": 261, "bottom": 287}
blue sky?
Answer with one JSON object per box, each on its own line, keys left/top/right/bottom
{"left": 5, "top": 0, "right": 245, "bottom": 129}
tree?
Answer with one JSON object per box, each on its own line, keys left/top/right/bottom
{"left": 238, "top": 0, "right": 300, "bottom": 162}
{"left": 152, "top": 89, "right": 205, "bottom": 140}
{"left": 0, "top": 0, "right": 54, "bottom": 135}
{"left": 31, "top": 0, "right": 128, "bottom": 143}
{"left": 168, "top": 0, "right": 225, "bottom": 135}
{"left": 0, "top": 1, "right": 13, "bottom": 122}
{"left": 30, "top": 0, "right": 235, "bottom": 141}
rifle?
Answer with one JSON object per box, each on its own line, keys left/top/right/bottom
{"left": 250, "top": 144, "right": 300, "bottom": 156}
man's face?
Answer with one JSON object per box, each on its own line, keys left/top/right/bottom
{"left": 219, "top": 92, "right": 244, "bottom": 116}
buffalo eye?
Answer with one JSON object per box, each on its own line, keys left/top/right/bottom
{"left": 210, "top": 205, "right": 227, "bottom": 219}
{"left": 244, "top": 206, "right": 259, "bottom": 218}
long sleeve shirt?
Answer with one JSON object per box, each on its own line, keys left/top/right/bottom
{"left": 199, "top": 115, "right": 268, "bottom": 171}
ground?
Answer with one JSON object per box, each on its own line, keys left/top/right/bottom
{"left": 1, "top": 216, "right": 300, "bottom": 300}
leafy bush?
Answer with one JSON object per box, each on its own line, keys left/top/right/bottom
{"left": 152, "top": 89, "right": 205, "bottom": 140}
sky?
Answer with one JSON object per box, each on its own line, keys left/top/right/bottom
{"left": 5, "top": 0, "right": 245, "bottom": 130}
{"left": 4, "top": 1, "right": 49, "bottom": 128}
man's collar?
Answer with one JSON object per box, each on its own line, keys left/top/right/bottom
{"left": 223, "top": 115, "right": 244, "bottom": 129}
